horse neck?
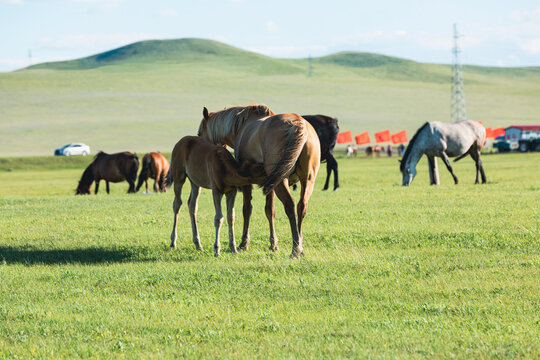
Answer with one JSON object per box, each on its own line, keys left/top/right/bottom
{"left": 405, "top": 141, "right": 424, "bottom": 171}
{"left": 77, "top": 164, "right": 95, "bottom": 192}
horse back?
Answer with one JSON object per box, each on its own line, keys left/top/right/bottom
{"left": 302, "top": 114, "right": 339, "bottom": 158}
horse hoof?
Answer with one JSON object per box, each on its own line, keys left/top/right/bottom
{"left": 269, "top": 245, "right": 278, "bottom": 251}
{"left": 290, "top": 247, "right": 304, "bottom": 258}
{"left": 333, "top": 187, "right": 339, "bottom": 191}
{"left": 214, "top": 250, "right": 220, "bottom": 257}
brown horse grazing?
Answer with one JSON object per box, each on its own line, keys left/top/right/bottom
{"left": 168, "top": 136, "right": 265, "bottom": 256}
{"left": 76, "top": 151, "right": 139, "bottom": 195}
{"left": 198, "top": 105, "right": 321, "bottom": 258}
{"left": 136, "top": 152, "right": 170, "bottom": 193}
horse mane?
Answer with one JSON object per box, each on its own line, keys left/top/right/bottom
{"left": 206, "top": 104, "right": 274, "bottom": 144}
{"left": 400, "top": 122, "right": 429, "bottom": 171}
{"left": 94, "top": 151, "right": 108, "bottom": 159}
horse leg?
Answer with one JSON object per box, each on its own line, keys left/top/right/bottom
{"left": 170, "top": 174, "right": 186, "bottom": 249}
{"left": 153, "top": 176, "right": 159, "bottom": 193}
{"left": 225, "top": 189, "right": 238, "bottom": 253}
{"left": 265, "top": 191, "right": 279, "bottom": 251}
{"left": 330, "top": 155, "right": 339, "bottom": 190}
{"left": 94, "top": 180, "right": 100, "bottom": 195}
{"left": 274, "top": 181, "right": 302, "bottom": 258}
{"left": 238, "top": 185, "right": 252, "bottom": 251}
{"left": 470, "top": 148, "right": 487, "bottom": 184}
{"left": 106, "top": 181, "right": 111, "bottom": 194}
{"left": 322, "top": 159, "right": 331, "bottom": 191}
{"left": 211, "top": 189, "right": 224, "bottom": 257}
{"left": 427, "top": 156, "right": 440, "bottom": 185}
{"left": 297, "top": 177, "right": 315, "bottom": 242}
{"left": 440, "top": 152, "right": 459, "bottom": 185}
{"left": 188, "top": 182, "right": 202, "bottom": 250}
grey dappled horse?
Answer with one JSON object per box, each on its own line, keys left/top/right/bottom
{"left": 400, "top": 120, "right": 487, "bottom": 186}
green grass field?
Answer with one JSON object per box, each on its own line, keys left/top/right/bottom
{"left": 0, "top": 153, "right": 538, "bottom": 358}
{"left": 1, "top": 38, "right": 540, "bottom": 157}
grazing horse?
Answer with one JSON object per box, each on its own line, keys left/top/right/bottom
{"left": 301, "top": 115, "right": 340, "bottom": 190}
{"left": 400, "top": 120, "right": 487, "bottom": 186}
{"left": 76, "top": 151, "right": 139, "bottom": 194}
{"left": 136, "top": 152, "right": 170, "bottom": 193}
{"left": 168, "top": 136, "right": 265, "bottom": 256}
{"left": 198, "top": 105, "right": 321, "bottom": 258}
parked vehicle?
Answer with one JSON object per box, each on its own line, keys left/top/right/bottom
{"left": 54, "top": 143, "right": 91, "bottom": 156}
{"left": 504, "top": 125, "right": 540, "bottom": 152}
{"left": 492, "top": 136, "right": 511, "bottom": 153}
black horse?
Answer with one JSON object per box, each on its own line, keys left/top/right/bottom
{"left": 301, "top": 115, "right": 340, "bottom": 191}
{"left": 76, "top": 151, "right": 139, "bottom": 195}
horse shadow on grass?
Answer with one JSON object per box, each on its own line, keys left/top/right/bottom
{"left": 0, "top": 246, "right": 137, "bottom": 265}
{"left": 0, "top": 245, "right": 212, "bottom": 265}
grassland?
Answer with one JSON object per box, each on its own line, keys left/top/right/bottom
{"left": 0, "top": 152, "right": 538, "bottom": 358}
{"left": 1, "top": 38, "right": 540, "bottom": 157}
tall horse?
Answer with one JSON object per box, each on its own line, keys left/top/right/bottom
{"left": 76, "top": 151, "right": 139, "bottom": 194}
{"left": 136, "top": 152, "right": 170, "bottom": 193}
{"left": 168, "top": 136, "right": 265, "bottom": 256}
{"left": 400, "top": 120, "right": 487, "bottom": 186}
{"left": 198, "top": 105, "right": 321, "bottom": 258}
{"left": 301, "top": 115, "right": 340, "bottom": 191}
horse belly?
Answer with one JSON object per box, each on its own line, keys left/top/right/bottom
{"left": 185, "top": 168, "right": 212, "bottom": 189}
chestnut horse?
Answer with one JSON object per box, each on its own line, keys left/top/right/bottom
{"left": 198, "top": 105, "right": 321, "bottom": 258}
{"left": 168, "top": 136, "right": 265, "bottom": 256}
{"left": 76, "top": 151, "right": 139, "bottom": 194}
{"left": 136, "top": 152, "right": 170, "bottom": 193}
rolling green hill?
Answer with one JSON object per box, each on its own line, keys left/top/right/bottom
{"left": 1, "top": 38, "right": 539, "bottom": 157}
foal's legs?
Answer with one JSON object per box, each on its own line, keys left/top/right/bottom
{"left": 170, "top": 173, "right": 186, "bottom": 249}
{"left": 265, "top": 191, "right": 279, "bottom": 251}
{"left": 225, "top": 189, "right": 238, "bottom": 253}
{"left": 212, "top": 189, "right": 225, "bottom": 257}
{"left": 330, "top": 155, "right": 339, "bottom": 190}
{"left": 94, "top": 180, "right": 100, "bottom": 194}
{"left": 188, "top": 182, "right": 202, "bottom": 250}
{"left": 274, "top": 180, "right": 302, "bottom": 258}
{"left": 440, "top": 152, "right": 459, "bottom": 185}
{"left": 239, "top": 185, "right": 253, "bottom": 251}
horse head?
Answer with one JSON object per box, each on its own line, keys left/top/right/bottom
{"left": 401, "top": 161, "right": 416, "bottom": 186}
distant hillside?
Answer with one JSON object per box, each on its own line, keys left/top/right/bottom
{"left": 27, "top": 38, "right": 302, "bottom": 74}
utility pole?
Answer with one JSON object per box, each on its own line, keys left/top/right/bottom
{"left": 451, "top": 23, "right": 466, "bottom": 122}
{"left": 28, "top": 49, "right": 32, "bottom": 66}
{"left": 307, "top": 54, "right": 312, "bottom": 77}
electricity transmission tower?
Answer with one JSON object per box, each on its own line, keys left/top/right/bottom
{"left": 307, "top": 54, "right": 312, "bottom": 77}
{"left": 451, "top": 23, "right": 466, "bottom": 122}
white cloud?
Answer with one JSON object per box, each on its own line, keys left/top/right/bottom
{"left": 519, "top": 38, "right": 540, "bottom": 54}
{"left": 159, "top": 8, "right": 179, "bottom": 17}
{"left": 265, "top": 20, "right": 279, "bottom": 33}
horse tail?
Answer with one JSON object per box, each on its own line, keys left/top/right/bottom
{"left": 136, "top": 154, "right": 151, "bottom": 191}
{"left": 453, "top": 152, "right": 469, "bottom": 162}
{"left": 165, "top": 166, "right": 173, "bottom": 188}
{"left": 128, "top": 153, "right": 139, "bottom": 182}
{"left": 262, "top": 119, "right": 308, "bottom": 195}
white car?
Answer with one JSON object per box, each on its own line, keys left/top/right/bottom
{"left": 54, "top": 143, "right": 91, "bottom": 156}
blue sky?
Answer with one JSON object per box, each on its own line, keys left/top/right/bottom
{"left": 1, "top": 0, "right": 539, "bottom": 72}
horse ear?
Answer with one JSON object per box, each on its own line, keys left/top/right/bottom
{"left": 203, "top": 107, "right": 209, "bottom": 120}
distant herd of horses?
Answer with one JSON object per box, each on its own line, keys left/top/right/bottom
{"left": 76, "top": 105, "right": 487, "bottom": 257}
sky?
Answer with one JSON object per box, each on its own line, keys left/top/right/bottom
{"left": 1, "top": 0, "right": 539, "bottom": 72}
